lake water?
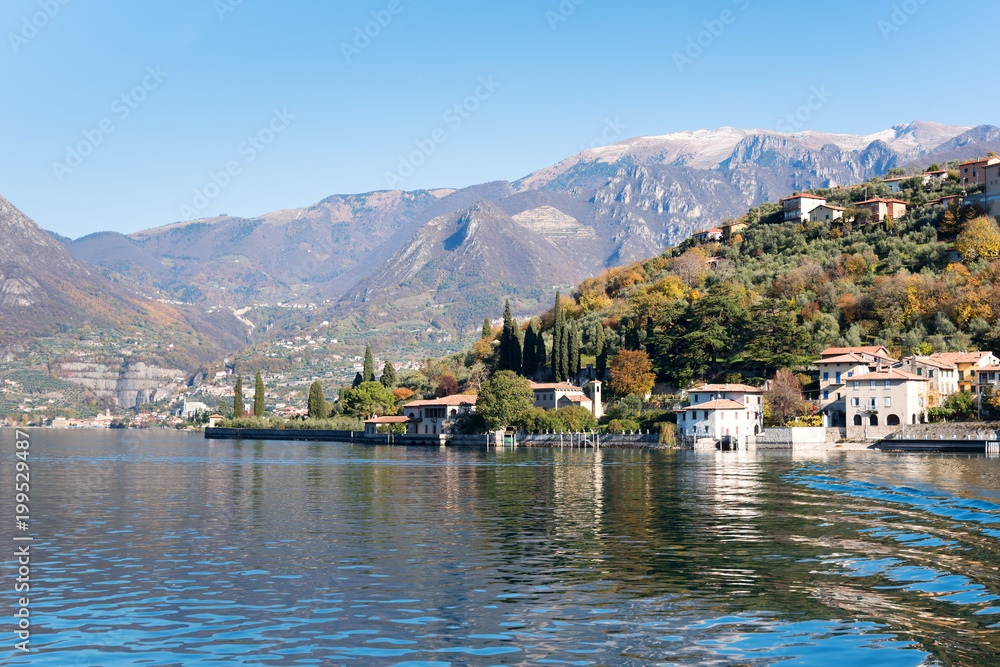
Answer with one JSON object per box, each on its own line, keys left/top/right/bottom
{"left": 2, "top": 430, "right": 1000, "bottom": 666}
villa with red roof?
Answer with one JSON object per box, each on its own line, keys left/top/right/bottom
{"left": 687, "top": 383, "right": 764, "bottom": 434}
{"left": 959, "top": 156, "right": 1000, "bottom": 186}
{"left": 402, "top": 394, "right": 478, "bottom": 436}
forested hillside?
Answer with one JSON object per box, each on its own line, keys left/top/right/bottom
{"left": 429, "top": 163, "right": 999, "bottom": 393}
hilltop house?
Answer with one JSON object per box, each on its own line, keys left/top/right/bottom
{"left": 402, "top": 395, "right": 477, "bottom": 435}
{"left": 854, "top": 198, "right": 908, "bottom": 222}
{"left": 810, "top": 204, "right": 845, "bottom": 222}
{"left": 983, "top": 162, "right": 1000, "bottom": 217}
{"left": 531, "top": 381, "right": 604, "bottom": 419}
{"left": 845, "top": 369, "right": 929, "bottom": 440}
{"left": 692, "top": 228, "right": 723, "bottom": 244}
{"left": 959, "top": 156, "right": 1000, "bottom": 186}
{"left": 783, "top": 193, "right": 826, "bottom": 222}
{"left": 687, "top": 383, "right": 764, "bottom": 434}
{"left": 677, "top": 399, "right": 755, "bottom": 447}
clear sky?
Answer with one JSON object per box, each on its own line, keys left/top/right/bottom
{"left": 2, "top": 0, "right": 996, "bottom": 238}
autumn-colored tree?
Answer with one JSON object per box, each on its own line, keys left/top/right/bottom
{"left": 607, "top": 349, "right": 655, "bottom": 397}
{"left": 392, "top": 387, "right": 414, "bottom": 403}
{"left": 435, "top": 373, "right": 459, "bottom": 397}
{"left": 957, "top": 216, "right": 1000, "bottom": 263}
{"left": 765, "top": 369, "right": 805, "bottom": 426}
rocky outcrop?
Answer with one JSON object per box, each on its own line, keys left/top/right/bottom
{"left": 56, "top": 360, "right": 186, "bottom": 408}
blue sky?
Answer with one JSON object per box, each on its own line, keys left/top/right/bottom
{"left": 2, "top": 0, "right": 996, "bottom": 238}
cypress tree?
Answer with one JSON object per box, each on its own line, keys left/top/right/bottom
{"left": 535, "top": 324, "right": 547, "bottom": 377}
{"left": 510, "top": 317, "right": 522, "bottom": 374}
{"left": 482, "top": 318, "right": 492, "bottom": 340}
{"left": 559, "top": 325, "right": 569, "bottom": 382}
{"left": 254, "top": 371, "right": 265, "bottom": 417}
{"left": 569, "top": 325, "right": 580, "bottom": 378}
{"left": 551, "top": 292, "right": 564, "bottom": 381}
{"left": 233, "top": 375, "right": 244, "bottom": 418}
{"left": 499, "top": 300, "right": 514, "bottom": 371}
{"left": 380, "top": 361, "right": 396, "bottom": 388}
{"left": 522, "top": 321, "right": 537, "bottom": 378}
{"left": 595, "top": 324, "right": 607, "bottom": 377}
{"left": 363, "top": 345, "right": 375, "bottom": 383}
{"left": 307, "top": 381, "right": 327, "bottom": 419}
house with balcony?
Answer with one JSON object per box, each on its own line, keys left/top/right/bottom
{"left": 926, "top": 351, "right": 999, "bottom": 393}
{"left": 975, "top": 365, "right": 1000, "bottom": 398}
{"left": 782, "top": 193, "right": 826, "bottom": 222}
{"left": 854, "top": 198, "right": 908, "bottom": 222}
{"left": 816, "top": 353, "right": 876, "bottom": 427}
{"left": 900, "top": 356, "right": 959, "bottom": 403}
{"left": 402, "top": 395, "right": 477, "bottom": 435}
{"left": 959, "top": 156, "right": 1000, "bottom": 186}
{"left": 845, "top": 369, "right": 929, "bottom": 440}
{"left": 687, "top": 383, "right": 764, "bottom": 435}
{"left": 677, "top": 399, "right": 755, "bottom": 447}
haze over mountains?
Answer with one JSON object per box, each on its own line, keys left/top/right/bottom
{"left": 34, "top": 120, "right": 1000, "bottom": 344}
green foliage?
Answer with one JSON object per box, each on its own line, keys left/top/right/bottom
{"left": 498, "top": 300, "right": 522, "bottom": 372}
{"left": 233, "top": 375, "right": 244, "bottom": 418}
{"left": 219, "top": 415, "right": 363, "bottom": 431}
{"left": 254, "top": 371, "right": 265, "bottom": 417}
{"left": 522, "top": 320, "right": 538, "bottom": 378}
{"left": 307, "top": 380, "right": 327, "bottom": 418}
{"left": 380, "top": 361, "right": 396, "bottom": 388}
{"left": 343, "top": 381, "right": 396, "bottom": 419}
{"left": 476, "top": 370, "right": 534, "bottom": 431}
{"left": 482, "top": 318, "right": 491, "bottom": 340}
{"left": 363, "top": 345, "right": 375, "bottom": 383}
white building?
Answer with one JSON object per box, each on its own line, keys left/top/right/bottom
{"left": 782, "top": 193, "right": 826, "bottom": 222}
{"left": 678, "top": 399, "right": 755, "bottom": 446}
{"left": 687, "top": 383, "right": 764, "bottom": 434}
{"left": 402, "top": 395, "right": 477, "bottom": 436}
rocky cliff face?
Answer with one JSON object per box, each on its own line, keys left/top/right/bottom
{"left": 57, "top": 360, "right": 186, "bottom": 408}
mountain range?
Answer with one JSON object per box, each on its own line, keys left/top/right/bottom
{"left": 18, "top": 120, "right": 1000, "bottom": 355}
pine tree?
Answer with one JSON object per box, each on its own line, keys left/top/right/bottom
{"left": 254, "top": 371, "right": 265, "bottom": 417}
{"left": 363, "top": 345, "right": 375, "bottom": 383}
{"left": 380, "top": 361, "right": 396, "bottom": 388}
{"left": 352, "top": 372, "right": 363, "bottom": 388}
{"left": 233, "top": 375, "right": 244, "bottom": 418}
{"left": 482, "top": 318, "right": 492, "bottom": 340}
{"left": 522, "top": 321, "right": 537, "bottom": 378}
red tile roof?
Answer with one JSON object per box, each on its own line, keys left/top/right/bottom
{"left": 783, "top": 193, "right": 826, "bottom": 201}
{"left": 851, "top": 369, "right": 927, "bottom": 381}
{"left": 821, "top": 346, "right": 891, "bottom": 358}
{"left": 680, "top": 399, "right": 747, "bottom": 411}
{"left": 854, "top": 198, "right": 909, "bottom": 206}
{"left": 815, "top": 353, "right": 873, "bottom": 365}
{"left": 404, "top": 394, "right": 478, "bottom": 407}
{"left": 908, "top": 356, "right": 956, "bottom": 370}
{"left": 530, "top": 382, "right": 581, "bottom": 392}
{"left": 364, "top": 415, "right": 411, "bottom": 423}
{"left": 690, "top": 383, "right": 763, "bottom": 393}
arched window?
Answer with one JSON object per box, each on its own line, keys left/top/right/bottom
{"left": 886, "top": 414, "right": 900, "bottom": 426}
{"left": 870, "top": 415, "right": 879, "bottom": 426}
{"left": 854, "top": 415, "right": 863, "bottom": 426}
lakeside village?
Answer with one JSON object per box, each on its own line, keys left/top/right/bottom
{"left": 15, "top": 155, "right": 1000, "bottom": 448}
